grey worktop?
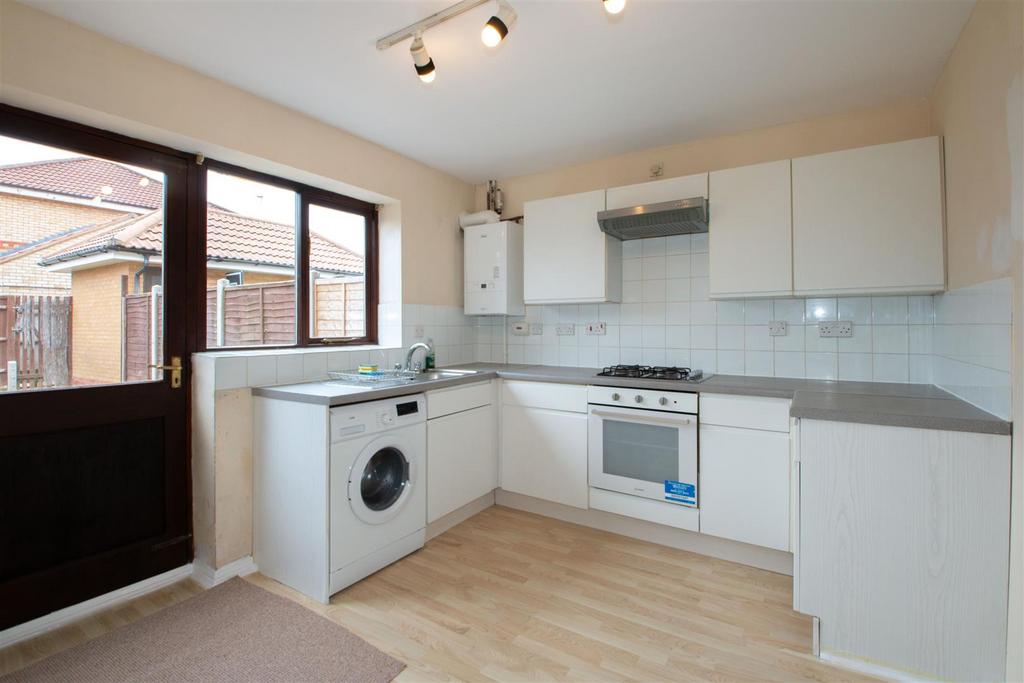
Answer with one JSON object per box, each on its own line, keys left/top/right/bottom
{"left": 251, "top": 362, "right": 1011, "bottom": 435}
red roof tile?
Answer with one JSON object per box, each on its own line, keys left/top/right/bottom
{"left": 40, "top": 209, "right": 364, "bottom": 275}
{"left": 0, "top": 157, "right": 163, "bottom": 209}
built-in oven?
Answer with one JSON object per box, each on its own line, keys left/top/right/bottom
{"left": 587, "top": 386, "right": 699, "bottom": 507}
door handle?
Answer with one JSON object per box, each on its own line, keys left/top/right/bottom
{"left": 149, "top": 356, "right": 183, "bottom": 388}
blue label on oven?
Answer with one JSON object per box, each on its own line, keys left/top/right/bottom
{"left": 664, "top": 480, "right": 696, "bottom": 505}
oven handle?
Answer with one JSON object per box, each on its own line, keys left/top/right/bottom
{"left": 590, "top": 408, "right": 694, "bottom": 427}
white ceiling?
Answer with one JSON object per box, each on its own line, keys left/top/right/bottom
{"left": 26, "top": 0, "right": 974, "bottom": 183}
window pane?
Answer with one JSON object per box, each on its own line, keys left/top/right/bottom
{"left": 308, "top": 204, "right": 366, "bottom": 339}
{"left": 206, "top": 170, "right": 297, "bottom": 348}
{"left": 0, "top": 134, "right": 165, "bottom": 390}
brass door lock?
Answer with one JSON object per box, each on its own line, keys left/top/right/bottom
{"left": 149, "top": 356, "right": 183, "bottom": 388}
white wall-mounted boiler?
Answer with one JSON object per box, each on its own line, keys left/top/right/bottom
{"left": 464, "top": 220, "right": 524, "bottom": 316}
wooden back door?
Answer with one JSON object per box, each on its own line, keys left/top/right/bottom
{"left": 0, "top": 106, "right": 194, "bottom": 630}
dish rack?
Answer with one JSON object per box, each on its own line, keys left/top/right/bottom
{"left": 326, "top": 368, "right": 418, "bottom": 385}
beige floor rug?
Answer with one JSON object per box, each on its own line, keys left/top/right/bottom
{"left": 3, "top": 578, "right": 405, "bottom": 682}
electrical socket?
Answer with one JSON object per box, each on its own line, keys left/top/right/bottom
{"left": 768, "top": 321, "right": 788, "bottom": 337}
{"left": 414, "top": 325, "right": 425, "bottom": 338}
{"left": 556, "top": 323, "right": 576, "bottom": 336}
{"left": 510, "top": 321, "right": 530, "bottom": 336}
{"left": 818, "top": 321, "right": 854, "bottom": 338}
{"left": 585, "top": 322, "right": 606, "bottom": 335}
{"left": 529, "top": 323, "right": 543, "bottom": 335}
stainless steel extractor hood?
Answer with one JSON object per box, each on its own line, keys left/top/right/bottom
{"left": 597, "top": 197, "right": 709, "bottom": 240}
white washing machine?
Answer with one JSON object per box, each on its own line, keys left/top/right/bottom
{"left": 253, "top": 391, "right": 426, "bottom": 604}
{"left": 328, "top": 394, "right": 426, "bottom": 595}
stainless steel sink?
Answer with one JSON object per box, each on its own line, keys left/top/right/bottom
{"left": 413, "top": 369, "right": 479, "bottom": 381}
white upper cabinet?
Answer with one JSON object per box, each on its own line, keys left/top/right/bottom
{"left": 708, "top": 160, "right": 792, "bottom": 298}
{"left": 792, "top": 136, "right": 945, "bottom": 296}
{"left": 523, "top": 189, "right": 622, "bottom": 304}
{"left": 605, "top": 172, "right": 708, "bottom": 210}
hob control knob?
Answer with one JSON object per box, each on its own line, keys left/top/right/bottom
{"left": 611, "top": 392, "right": 620, "bottom": 401}
{"left": 634, "top": 395, "right": 643, "bottom": 404}
{"left": 659, "top": 397, "right": 668, "bottom": 406}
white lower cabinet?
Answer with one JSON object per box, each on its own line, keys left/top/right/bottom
{"left": 426, "top": 404, "right": 497, "bottom": 523}
{"left": 500, "top": 381, "right": 589, "bottom": 509}
{"left": 426, "top": 381, "right": 498, "bottom": 523}
{"left": 797, "top": 419, "right": 1011, "bottom": 682}
{"left": 698, "top": 393, "right": 791, "bottom": 551}
{"left": 698, "top": 424, "right": 790, "bottom": 550}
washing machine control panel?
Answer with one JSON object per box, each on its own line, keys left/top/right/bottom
{"left": 330, "top": 394, "right": 426, "bottom": 442}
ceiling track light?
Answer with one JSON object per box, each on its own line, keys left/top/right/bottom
{"left": 603, "top": 0, "right": 626, "bottom": 15}
{"left": 482, "top": 0, "right": 517, "bottom": 47}
{"left": 378, "top": 0, "right": 618, "bottom": 81}
{"left": 410, "top": 34, "right": 436, "bottom": 83}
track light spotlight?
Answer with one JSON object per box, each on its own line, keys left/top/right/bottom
{"left": 603, "top": 0, "right": 626, "bottom": 14}
{"left": 482, "top": 0, "right": 517, "bottom": 47}
{"left": 410, "top": 35, "right": 436, "bottom": 83}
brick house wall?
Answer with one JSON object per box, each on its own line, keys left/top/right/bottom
{"left": 1, "top": 193, "right": 129, "bottom": 246}
{"left": 0, "top": 252, "right": 73, "bottom": 296}
{"left": 70, "top": 261, "right": 134, "bottom": 385}
{"left": 0, "top": 194, "right": 134, "bottom": 296}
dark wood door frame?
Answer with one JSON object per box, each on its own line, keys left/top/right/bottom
{"left": 0, "top": 104, "right": 199, "bottom": 630}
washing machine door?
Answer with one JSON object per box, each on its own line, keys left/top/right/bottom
{"left": 348, "top": 436, "right": 415, "bottom": 525}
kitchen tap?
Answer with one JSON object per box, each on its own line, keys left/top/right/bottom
{"left": 404, "top": 341, "right": 432, "bottom": 372}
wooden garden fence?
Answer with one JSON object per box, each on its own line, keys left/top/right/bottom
{"left": 0, "top": 295, "right": 72, "bottom": 390}
{"left": 119, "top": 278, "right": 366, "bottom": 379}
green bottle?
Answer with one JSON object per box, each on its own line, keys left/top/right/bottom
{"left": 425, "top": 338, "right": 436, "bottom": 370}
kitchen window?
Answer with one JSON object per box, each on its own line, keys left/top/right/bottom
{"left": 202, "top": 161, "right": 377, "bottom": 350}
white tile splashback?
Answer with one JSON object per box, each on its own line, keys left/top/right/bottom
{"left": 506, "top": 236, "right": 1012, "bottom": 420}
{"left": 931, "top": 278, "right": 1012, "bottom": 419}
{"left": 507, "top": 236, "right": 936, "bottom": 384}
{"left": 401, "top": 304, "right": 506, "bottom": 365}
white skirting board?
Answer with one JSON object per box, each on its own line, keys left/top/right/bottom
{"left": 191, "top": 555, "right": 258, "bottom": 589}
{"left": 426, "top": 491, "right": 495, "bottom": 541}
{"left": 0, "top": 564, "right": 194, "bottom": 650}
{"left": 495, "top": 489, "right": 794, "bottom": 575}
{"left": 820, "top": 650, "right": 938, "bottom": 682}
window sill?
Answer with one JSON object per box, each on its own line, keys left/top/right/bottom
{"left": 193, "top": 344, "right": 397, "bottom": 359}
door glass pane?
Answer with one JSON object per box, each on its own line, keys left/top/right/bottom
{"left": 206, "top": 169, "right": 297, "bottom": 347}
{"left": 602, "top": 419, "right": 679, "bottom": 483}
{"left": 308, "top": 204, "right": 366, "bottom": 339}
{"left": 361, "top": 446, "right": 407, "bottom": 511}
{"left": 0, "top": 134, "right": 165, "bottom": 390}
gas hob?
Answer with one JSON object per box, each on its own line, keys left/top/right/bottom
{"left": 595, "top": 365, "right": 708, "bottom": 383}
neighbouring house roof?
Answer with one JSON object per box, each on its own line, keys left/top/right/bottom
{"left": 38, "top": 208, "right": 364, "bottom": 275}
{"left": 0, "top": 157, "right": 164, "bottom": 210}
{"left": 0, "top": 222, "right": 109, "bottom": 264}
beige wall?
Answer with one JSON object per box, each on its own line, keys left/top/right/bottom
{"left": 476, "top": 99, "right": 932, "bottom": 217}
{"left": 929, "top": 2, "right": 1024, "bottom": 680}
{"left": 0, "top": 1, "right": 475, "bottom": 307}
{"left": 931, "top": 0, "right": 1023, "bottom": 291}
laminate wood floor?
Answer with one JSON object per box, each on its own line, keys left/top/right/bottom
{"left": 1, "top": 506, "right": 876, "bottom": 681}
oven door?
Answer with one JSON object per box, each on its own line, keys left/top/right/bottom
{"left": 588, "top": 404, "right": 698, "bottom": 507}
